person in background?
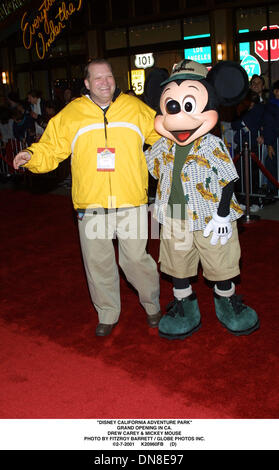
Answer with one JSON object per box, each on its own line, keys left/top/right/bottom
{"left": 231, "top": 89, "right": 265, "bottom": 195}
{"left": 0, "top": 106, "right": 14, "bottom": 146}
{"left": 13, "top": 58, "right": 161, "bottom": 337}
{"left": 27, "top": 89, "right": 46, "bottom": 139}
{"left": 36, "top": 100, "right": 59, "bottom": 130}
{"left": 262, "top": 79, "right": 279, "bottom": 197}
{"left": 250, "top": 74, "right": 267, "bottom": 104}
{"left": 12, "top": 101, "right": 36, "bottom": 146}
{"left": 232, "top": 90, "right": 265, "bottom": 148}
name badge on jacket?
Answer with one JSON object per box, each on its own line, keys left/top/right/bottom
{"left": 97, "top": 147, "right": 116, "bottom": 171}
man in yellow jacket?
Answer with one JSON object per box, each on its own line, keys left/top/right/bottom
{"left": 13, "top": 58, "right": 161, "bottom": 336}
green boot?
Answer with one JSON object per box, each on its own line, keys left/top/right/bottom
{"left": 214, "top": 292, "right": 259, "bottom": 336}
{"left": 158, "top": 293, "right": 201, "bottom": 340}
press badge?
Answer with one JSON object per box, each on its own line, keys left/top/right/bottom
{"left": 97, "top": 147, "right": 115, "bottom": 171}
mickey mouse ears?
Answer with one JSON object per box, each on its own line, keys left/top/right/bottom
{"left": 159, "top": 59, "right": 249, "bottom": 108}
{"left": 206, "top": 60, "right": 249, "bottom": 106}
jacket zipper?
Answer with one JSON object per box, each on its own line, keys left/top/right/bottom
{"left": 104, "top": 113, "right": 108, "bottom": 147}
{"left": 88, "top": 95, "right": 114, "bottom": 209}
{"left": 103, "top": 110, "right": 113, "bottom": 208}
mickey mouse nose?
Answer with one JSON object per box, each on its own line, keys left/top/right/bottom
{"left": 166, "top": 100, "right": 181, "bottom": 114}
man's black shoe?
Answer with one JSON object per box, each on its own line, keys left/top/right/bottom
{"left": 95, "top": 322, "right": 118, "bottom": 336}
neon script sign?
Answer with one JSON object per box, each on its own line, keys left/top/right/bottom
{"left": 21, "top": 0, "right": 83, "bottom": 60}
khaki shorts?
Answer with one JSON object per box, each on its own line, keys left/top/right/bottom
{"left": 159, "top": 217, "right": 241, "bottom": 281}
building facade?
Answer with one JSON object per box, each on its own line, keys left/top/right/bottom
{"left": 1, "top": 0, "right": 279, "bottom": 103}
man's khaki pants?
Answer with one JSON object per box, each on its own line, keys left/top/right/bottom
{"left": 78, "top": 205, "right": 160, "bottom": 325}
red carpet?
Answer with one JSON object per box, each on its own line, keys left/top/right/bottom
{"left": 1, "top": 188, "right": 279, "bottom": 419}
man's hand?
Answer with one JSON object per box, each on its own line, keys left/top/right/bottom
{"left": 13, "top": 151, "right": 31, "bottom": 169}
{"left": 203, "top": 212, "right": 232, "bottom": 246}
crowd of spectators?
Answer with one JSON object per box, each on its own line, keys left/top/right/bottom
{"left": 221, "top": 74, "right": 279, "bottom": 198}
{"left": 0, "top": 87, "right": 78, "bottom": 186}
{"left": 0, "top": 87, "right": 78, "bottom": 150}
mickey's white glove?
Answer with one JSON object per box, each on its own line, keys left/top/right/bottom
{"left": 203, "top": 212, "right": 232, "bottom": 246}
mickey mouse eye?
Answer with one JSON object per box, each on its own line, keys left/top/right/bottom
{"left": 183, "top": 96, "right": 196, "bottom": 114}
{"left": 166, "top": 99, "right": 181, "bottom": 114}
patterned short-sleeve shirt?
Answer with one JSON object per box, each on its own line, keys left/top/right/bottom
{"left": 145, "top": 133, "right": 243, "bottom": 231}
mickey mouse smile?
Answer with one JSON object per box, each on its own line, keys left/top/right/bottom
{"left": 171, "top": 126, "right": 201, "bottom": 143}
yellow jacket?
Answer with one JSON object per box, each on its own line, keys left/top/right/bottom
{"left": 25, "top": 91, "right": 160, "bottom": 209}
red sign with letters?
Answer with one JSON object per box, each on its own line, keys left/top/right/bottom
{"left": 255, "top": 25, "right": 279, "bottom": 62}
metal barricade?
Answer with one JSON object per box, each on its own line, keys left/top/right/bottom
{"left": 221, "top": 127, "right": 279, "bottom": 201}
{"left": 0, "top": 138, "right": 71, "bottom": 189}
{"left": 0, "top": 152, "right": 10, "bottom": 178}
{"left": 0, "top": 139, "right": 26, "bottom": 180}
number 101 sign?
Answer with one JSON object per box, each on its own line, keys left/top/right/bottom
{"left": 134, "top": 53, "right": 155, "bottom": 69}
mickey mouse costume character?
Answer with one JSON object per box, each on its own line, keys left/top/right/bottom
{"left": 145, "top": 59, "right": 260, "bottom": 340}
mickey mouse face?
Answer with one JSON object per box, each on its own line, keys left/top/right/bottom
{"left": 155, "top": 80, "right": 218, "bottom": 146}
